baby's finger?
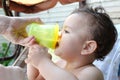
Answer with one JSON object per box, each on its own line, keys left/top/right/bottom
{"left": 25, "top": 58, "right": 30, "bottom": 64}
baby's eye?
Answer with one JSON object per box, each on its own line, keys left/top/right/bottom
{"left": 64, "top": 30, "right": 69, "bottom": 33}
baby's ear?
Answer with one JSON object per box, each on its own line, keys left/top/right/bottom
{"left": 81, "top": 40, "right": 97, "bottom": 55}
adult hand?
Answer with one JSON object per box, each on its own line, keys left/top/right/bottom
{"left": 0, "top": 64, "right": 26, "bottom": 80}
{"left": 1, "top": 16, "right": 42, "bottom": 44}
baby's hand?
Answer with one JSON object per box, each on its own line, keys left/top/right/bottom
{"left": 25, "top": 44, "right": 51, "bottom": 68}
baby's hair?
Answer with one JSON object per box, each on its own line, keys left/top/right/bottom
{"left": 72, "top": 6, "right": 118, "bottom": 61}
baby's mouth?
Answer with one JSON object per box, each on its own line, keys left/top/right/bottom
{"left": 55, "top": 32, "right": 61, "bottom": 49}
{"left": 55, "top": 42, "right": 59, "bottom": 48}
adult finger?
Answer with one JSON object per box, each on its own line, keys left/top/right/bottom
{"left": 18, "top": 36, "right": 36, "bottom": 47}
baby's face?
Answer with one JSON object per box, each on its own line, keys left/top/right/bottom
{"left": 54, "top": 13, "right": 91, "bottom": 60}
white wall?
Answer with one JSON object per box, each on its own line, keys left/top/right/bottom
{"left": 87, "top": 0, "right": 120, "bottom": 24}
{"left": 21, "top": 0, "right": 120, "bottom": 25}
{"left": 21, "top": 2, "right": 79, "bottom": 27}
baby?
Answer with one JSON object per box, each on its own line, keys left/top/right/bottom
{"left": 25, "top": 6, "right": 118, "bottom": 80}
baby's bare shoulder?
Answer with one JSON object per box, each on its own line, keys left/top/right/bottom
{"left": 55, "top": 60, "right": 104, "bottom": 80}
{"left": 77, "top": 65, "right": 104, "bottom": 80}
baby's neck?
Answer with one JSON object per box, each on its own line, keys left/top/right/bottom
{"left": 65, "top": 56, "right": 95, "bottom": 71}
{"left": 56, "top": 55, "right": 95, "bottom": 71}
{"left": 65, "top": 60, "right": 93, "bottom": 71}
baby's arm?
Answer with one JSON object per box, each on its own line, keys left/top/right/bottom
{"left": 27, "top": 44, "right": 78, "bottom": 80}
{"left": 36, "top": 58, "right": 78, "bottom": 80}
{"left": 27, "top": 63, "right": 45, "bottom": 80}
{"left": 27, "top": 64, "right": 39, "bottom": 80}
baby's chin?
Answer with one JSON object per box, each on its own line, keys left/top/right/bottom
{"left": 54, "top": 49, "right": 59, "bottom": 55}
{"left": 54, "top": 48, "right": 62, "bottom": 56}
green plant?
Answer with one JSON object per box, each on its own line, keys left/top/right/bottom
{"left": 0, "top": 42, "right": 14, "bottom": 66}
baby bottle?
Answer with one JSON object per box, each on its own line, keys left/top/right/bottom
{"left": 28, "top": 23, "right": 60, "bottom": 49}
